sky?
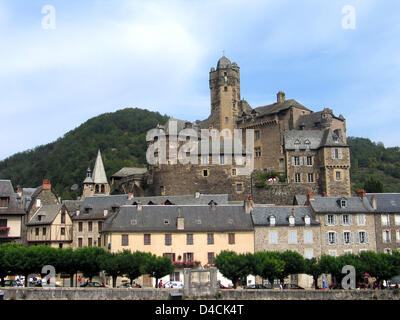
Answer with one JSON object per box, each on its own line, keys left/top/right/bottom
{"left": 1, "top": 0, "right": 400, "bottom": 160}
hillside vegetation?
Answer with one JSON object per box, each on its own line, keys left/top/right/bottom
{"left": 0, "top": 108, "right": 168, "bottom": 199}
{"left": 348, "top": 137, "right": 400, "bottom": 193}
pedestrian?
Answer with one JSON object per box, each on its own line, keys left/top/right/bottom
{"left": 78, "top": 275, "right": 82, "bottom": 286}
{"left": 158, "top": 280, "right": 163, "bottom": 288}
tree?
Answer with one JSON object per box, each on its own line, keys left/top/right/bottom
{"left": 279, "top": 251, "right": 305, "bottom": 284}
{"left": 0, "top": 243, "right": 20, "bottom": 286}
{"left": 100, "top": 252, "right": 124, "bottom": 288}
{"left": 214, "top": 251, "right": 251, "bottom": 289}
{"left": 252, "top": 251, "right": 285, "bottom": 287}
{"left": 304, "top": 258, "right": 323, "bottom": 289}
{"left": 319, "top": 255, "right": 340, "bottom": 287}
{"left": 364, "top": 177, "right": 384, "bottom": 193}
{"left": 142, "top": 254, "right": 174, "bottom": 288}
{"left": 74, "top": 247, "right": 106, "bottom": 281}
{"left": 119, "top": 250, "right": 147, "bottom": 285}
{"left": 56, "top": 248, "right": 80, "bottom": 287}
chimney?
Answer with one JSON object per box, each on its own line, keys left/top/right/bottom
{"left": 356, "top": 189, "right": 366, "bottom": 198}
{"left": 17, "top": 185, "right": 23, "bottom": 197}
{"left": 104, "top": 209, "right": 108, "bottom": 217}
{"left": 305, "top": 189, "right": 314, "bottom": 206}
{"left": 137, "top": 201, "right": 142, "bottom": 211}
{"left": 371, "top": 195, "right": 377, "bottom": 210}
{"left": 76, "top": 210, "right": 80, "bottom": 217}
{"left": 244, "top": 195, "right": 253, "bottom": 214}
{"left": 177, "top": 216, "right": 184, "bottom": 230}
{"left": 277, "top": 91, "right": 286, "bottom": 103}
{"left": 42, "top": 179, "right": 51, "bottom": 190}
{"left": 128, "top": 193, "right": 134, "bottom": 200}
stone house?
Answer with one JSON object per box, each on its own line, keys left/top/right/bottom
{"left": 82, "top": 150, "right": 110, "bottom": 199}
{"left": 297, "top": 193, "right": 377, "bottom": 256}
{"left": 366, "top": 193, "right": 400, "bottom": 254}
{"left": 0, "top": 180, "right": 25, "bottom": 244}
{"left": 101, "top": 201, "right": 254, "bottom": 286}
{"left": 26, "top": 204, "right": 73, "bottom": 248}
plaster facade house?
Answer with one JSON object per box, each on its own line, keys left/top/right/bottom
{"left": 252, "top": 205, "right": 321, "bottom": 288}
{"left": 101, "top": 201, "right": 254, "bottom": 286}
{"left": 366, "top": 193, "right": 400, "bottom": 254}
{"left": 0, "top": 180, "right": 25, "bottom": 244}
{"left": 26, "top": 204, "right": 73, "bottom": 248}
{"left": 296, "top": 192, "right": 376, "bottom": 256}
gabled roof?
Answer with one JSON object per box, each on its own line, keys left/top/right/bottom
{"left": 92, "top": 150, "right": 108, "bottom": 184}
{"left": 0, "top": 180, "right": 25, "bottom": 215}
{"left": 27, "top": 204, "right": 64, "bottom": 226}
{"left": 252, "top": 206, "right": 318, "bottom": 226}
{"left": 253, "top": 99, "right": 311, "bottom": 117}
{"left": 103, "top": 204, "right": 253, "bottom": 233}
{"left": 285, "top": 129, "right": 347, "bottom": 150}
{"left": 75, "top": 195, "right": 129, "bottom": 220}
{"left": 126, "top": 194, "right": 229, "bottom": 206}
{"left": 305, "top": 196, "right": 375, "bottom": 213}
{"left": 366, "top": 193, "right": 400, "bottom": 213}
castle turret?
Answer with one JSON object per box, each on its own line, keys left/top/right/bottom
{"left": 209, "top": 55, "right": 241, "bottom": 132}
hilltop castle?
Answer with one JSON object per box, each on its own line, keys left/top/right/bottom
{"left": 105, "top": 56, "right": 351, "bottom": 203}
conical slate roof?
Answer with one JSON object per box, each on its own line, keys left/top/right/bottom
{"left": 92, "top": 150, "right": 108, "bottom": 184}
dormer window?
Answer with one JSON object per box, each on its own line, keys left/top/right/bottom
{"left": 289, "top": 215, "right": 295, "bottom": 226}
{"left": 304, "top": 215, "right": 311, "bottom": 226}
{"left": 0, "top": 197, "right": 9, "bottom": 208}
{"left": 270, "top": 216, "right": 276, "bottom": 226}
{"left": 340, "top": 199, "right": 347, "bottom": 208}
{"left": 294, "top": 140, "right": 300, "bottom": 151}
{"left": 304, "top": 140, "right": 311, "bottom": 151}
{"left": 164, "top": 219, "right": 170, "bottom": 225}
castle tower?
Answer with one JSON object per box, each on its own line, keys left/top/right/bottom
{"left": 82, "top": 150, "right": 110, "bottom": 199}
{"left": 209, "top": 55, "right": 241, "bottom": 132}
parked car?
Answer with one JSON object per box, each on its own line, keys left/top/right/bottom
{"left": 283, "top": 283, "right": 304, "bottom": 290}
{"left": 118, "top": 282, "right": 132, "bottom": 288}
{"left": 163, "top": 281, "right": 184, "bottom": 289}
{"left": 4, "top": 279, "right": 23, "bottom": 287}
{"left": 246, "top": 284, "right": 269, "bottom": 289}
{"left": 80, "top": 281, "right": 106, "bottom": 288}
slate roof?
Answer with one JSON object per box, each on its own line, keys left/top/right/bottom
{"left": 111, "top": 167, "right": 147, "bottom": 178}
{"left": 0, "top": 180, "right": 25, "bottom": 215}
{"left": 253, "top": 99, "right": 311, "bottom": 118}
{"left": 366, "top": 193, "right": 400, "bottom": 213}
{"left": 62, "top": 200, "right": 83, "bottom": 214}
{"left": 126, "top": 194, "right": 229, "bottom": 206}
{"left": 103, "top": 204, "right": 254, "bottom": 233}
{"left": 92, "top": 150, "right": 108, "bottom": 184}
{"left": 76, "top": 195, "right": 129, "bottom": 220}
{"left": 296, "top": 109, "right": 345, "bottom": 129}
{"left": 252, "top": 206, "right": 319, "bottom": 226}
{"left": 300, "top": 196, "right": 375, "bottom": 213}
{"left": 27, "top": 204, "right": 63, "bottom": 226}
{"left": 285, "top": 129, "right": 347, "bottom": 150}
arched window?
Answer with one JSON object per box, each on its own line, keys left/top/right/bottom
{"left": 101, "top": 185, "right": 105, "bottom": 193}
{"left": 95, "top": 185, "right": 99, "bottom": 193}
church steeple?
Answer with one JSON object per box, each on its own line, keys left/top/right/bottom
{"left": 82, "top": 149, "right": 110, "bottom": 199}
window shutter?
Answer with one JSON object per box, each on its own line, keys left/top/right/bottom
{"left": 334, "top": 215, "right": 337, "bottom": 225}
{"left": 340, "top": 215, "right": 344, "bottom": 226}
{"left": 366, "top": 232, "right": 369, "bottom": 244}
{"left": 331, "top": 149, "right": 335, "bottom": 159}
{"left": 356, "top": 232, "right": 360, "bottom": 244}
{"left": 349, "top": 215, "right": 353, "bottom": 226}
{"left": 341, "top": 232, "right": 345, "bottom": 244}
{"left": 299, "top": 156, "right": 304, "bottom": 166}
{"left": 326, "top": 232, "right": 329, "bottom": 244}
{"left": 335, "top": 232, "right": 338, "bottom": 244}
{"left": 338, "top": 149, "right": 343, "bottom": 159}
{"left": 291, "top": 157, "right": 295, "bottom": 165}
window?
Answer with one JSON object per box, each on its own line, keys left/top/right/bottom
{"left": 270, "top": 232, "right": 277, "bottom": 244}
{"left": 101, "top": 185, "right": 105, "bottom": 193}
{"left": 294, "top": 156, "right": 300, "bottom": 166}
{"left": 396, "top": 230, "right": 400, "bottom": 243}
{"left": 295, "top": 173, "right": 301, "bottom": 183}
{"left": 170, "top": 272, "right": 180, "bottom": 281}
{"left": 305, "top": 250, "right": 313, "bottom": 260}
{"left": 358, "top": 232, "right": 368, "bottom": 244}
{"left": 88, "top": 222, "right": 93, "bottom": 232}
{"left": 207, "top": 233, "right": 214, "bottom": 245}
{"left": 88, "top": 238, "right": 93, "bottom": 247}
{"left": 225, "top": 117, "right": 229, "bottom": 124}
{"left": 220, "top": 155, "right": 225, "bottom": 165}
{"left": 0, "top": 197, "right": 9, "bottom": 207}
{"left": 201, "top": 155, "right": 208, "bottom": 165}
{"left": 304, "top": 216, "right": 311, "bottom": 226}
{"left": 122, "top": 234, "right": 129, "bottom": 246}
{"left": 395, "top": 215, "right": 400, "bottom": 226}
{"left": 328, "top": 232, "right": 336, "bottom": 244}
{"left": 343, "top": 231, "right": 351, "bottom": 244}
{"left": 255, "top": 130, "right": 260, "bottom": 140}
{"left": 98, "top": 222, "right": 103, "bottom": 232}
{"left": 383, "top": 230, "right": 391, "bottom": 243}
{"left": 224, "top": 86, "right": 227, "bottom": 92}
{"left": 340, "top": 199, "right": 347, "bottom": 208}
{"left": 202, "top": 169, "right": 209, "bottom": 177}
{"left": 59, "top": 243, "right": 63, "bottom": 249}
{"left": 255, "top": 147, "right": 261, "bottom": 158}
{"left": 35, "top": 228, "right": 39, "bottom": 236}
{"left": 270, "top": 216, "right": 276, "bottom": 226}
{"left": 165, "top": 234, "right": 172, "bottom": 246}
{"left": 306, "top": 156, "right": 313, "bottom": 166}
{"left": 183, "top": 252, "right": 194, "bottom": 263}
{"left": 231, "top": 169, "right": 237, "bottom": 176}
{"left": 78, "top": 222, "right": 83, "bottom": 232}
{"left": 342, "top": 214, "right": 350, "bottom": 225}
{"left": 36, "top": 199, "right": 41, "bottom": 207}
{"left": 357, "top": 214, "right": 366, "bottom": 226}
{"left": 228, "top": 233, "right": 235, "bottom": 244}
{"left": 208, "top": 252, "right": 215, "bottom": 264}
{"left": 332, "top": 148, "right": 342, "bottom": 159}
{"left": 187, "top": 234, "right": 194, "bottom": 245}
{"left": 43, "top": 228, "right": 46, "bottom": 236}
{"left": 236, "top": 183, "right": 243, "bottom": 193}
{"left": 289, "top": 231, "right": 297, "bottom": 243}
{"left": 327, "top": 215, "right": 335, "bottom": 225}
{"left": 308, "top": 173, "right": 314, "bottom": 183}
{"left": 61, "top": 212, "right": 66, "bottom": 224}
{"left": 381, "top": 215, "right": 389, "bottom": 226}
{"left": 336, "top": 171, "right": 342, "bottom": 180}
{"left": 289, "top": 216, "right": 295, "bottom": 226}
{"left": 78, "top": 238, "right": 83, "bottom": 248}
{"left": 144, "top": 234, "right": 151, "bottom": 245}
{"left": 0, "top": 219, "right": 6, "bottom": 228}
{"left": 61, "top": 228, "right": 65, "bottom": 236}
{"left": 305, "top": 231, "right": 312, "bottom": 243}
{"left": 98, "top": 238, "right": 101, "bottom": 247}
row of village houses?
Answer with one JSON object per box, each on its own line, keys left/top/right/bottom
{"left": 2, "top": 179, "right": 400, "bottom": 261}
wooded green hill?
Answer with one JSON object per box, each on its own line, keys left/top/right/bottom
{"left": 0, "top": 108, "right": 399, "bottom": 199}
{"left": 0, "top": 108, "right": 168, "bottom": 199}
{"left": 348, "top": 137, "right": 400, "bottom": 193}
